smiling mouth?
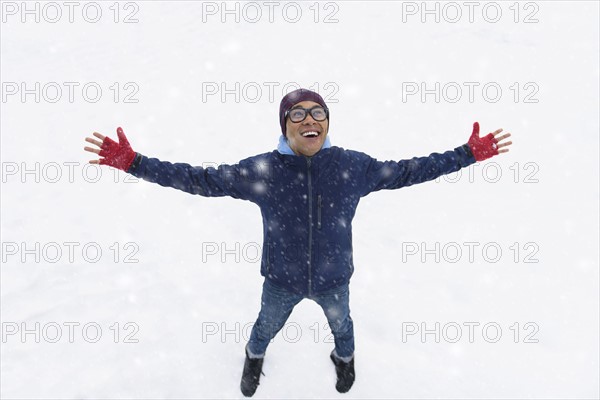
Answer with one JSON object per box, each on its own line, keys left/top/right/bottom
{"left": 301, "top": 131, "right": 320, "bottom": 138}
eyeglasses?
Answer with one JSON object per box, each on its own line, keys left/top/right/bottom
{"left": 285, "top": 106, "right": 329, "bottom": 123}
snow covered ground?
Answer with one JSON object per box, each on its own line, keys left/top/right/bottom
{"left": 1, "top": 1, "right": 598, "bottom": 398}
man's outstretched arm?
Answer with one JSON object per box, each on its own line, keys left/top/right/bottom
{"left": 359, "top": 122, "right": 513, "bottom": 196}
{"left": 84, "top": 127, "right": 259, "bottom": 200}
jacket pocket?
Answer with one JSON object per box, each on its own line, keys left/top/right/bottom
{"left": 317, "top": 194, "right": 322, "bottom": 230}
{"left": 265, "top": 240, "right": 274, "bottom": 275}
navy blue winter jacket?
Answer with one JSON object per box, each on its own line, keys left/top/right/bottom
{"left": 127, "top": 143, "right": 475, "bottom": 296}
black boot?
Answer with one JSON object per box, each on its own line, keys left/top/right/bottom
{"left": 240, "top": 348, "right": 264, "bottom": 397}
{"left": 330, "top": 351, "right": 355, "bottom": 393}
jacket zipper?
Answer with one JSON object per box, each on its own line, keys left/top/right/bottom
{"left": 307, "top": 157, "right": 313, "bottom": 297}
{"left": 317, "top": 194, "right": 322, "bottom": 230}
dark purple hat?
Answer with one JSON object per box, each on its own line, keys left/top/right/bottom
{"left": 279, "top": 88, "right": 328, "bottom": 137}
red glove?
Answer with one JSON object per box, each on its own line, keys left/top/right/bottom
{"left": 467, "top": 122, "right": 498, "bottom": 162}
{"left": 99, "top": 127, "right": 136, "bottom": 171}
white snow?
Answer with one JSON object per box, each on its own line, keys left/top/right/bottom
{"left": 1, "top": 1, "right": 598, "bottom": 399}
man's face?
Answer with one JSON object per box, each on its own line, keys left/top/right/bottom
{"left": 285, "top": 100, "right": 329, "bottom": 157}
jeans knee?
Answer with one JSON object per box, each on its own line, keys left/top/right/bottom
{"left": 253, "top": 319, "right": 281, "bottom": 340}
{"left": 330, "top": 315, "right": 353, "bottom": 337}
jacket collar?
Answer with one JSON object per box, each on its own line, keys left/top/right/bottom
{"left": 276, "top": 135, "right": 332, "bottom": 156}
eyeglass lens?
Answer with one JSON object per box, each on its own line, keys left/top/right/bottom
{"left": 289, "top": 107, "right": 327, "bottom": 122}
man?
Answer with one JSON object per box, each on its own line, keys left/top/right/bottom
{"left": 84, "top": 88, "right": 512, "bottom": 397}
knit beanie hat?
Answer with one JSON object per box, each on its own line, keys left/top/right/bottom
{"left": 279, "top": 88, "right": 328, "bottom": 137}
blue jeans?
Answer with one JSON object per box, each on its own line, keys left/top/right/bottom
{"left": 247, "top": 278, "right": 354, "bottom": 359}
